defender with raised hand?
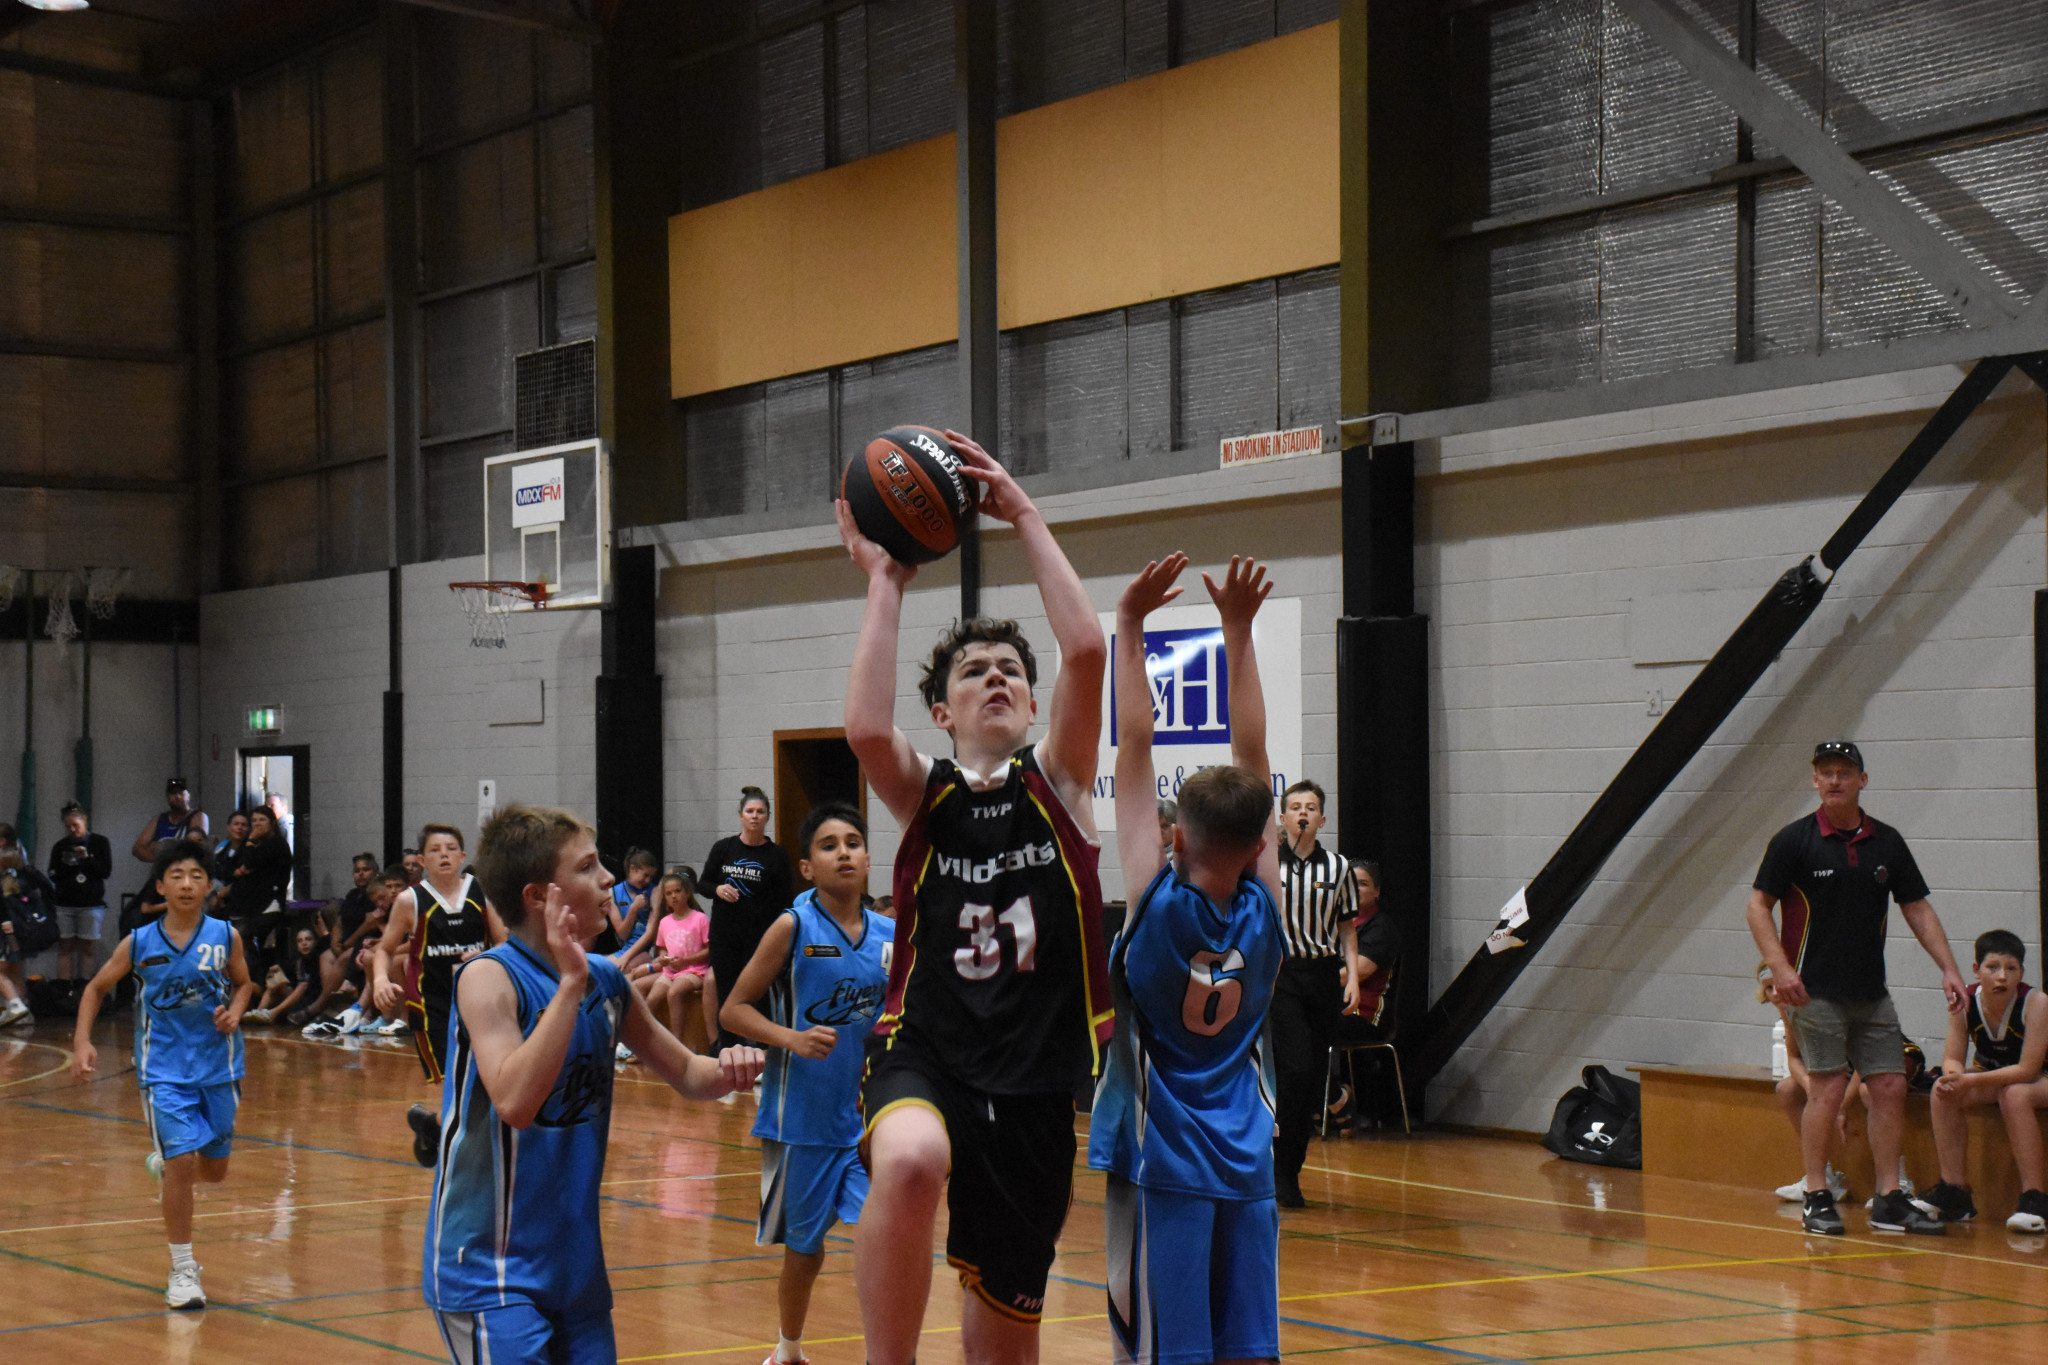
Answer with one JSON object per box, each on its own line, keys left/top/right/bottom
{"left": 838, "top": 429, "right": 1111, "bottom": 1365}
{"left": 1092, "top": 555, "right": 1286, "bottom": 1365}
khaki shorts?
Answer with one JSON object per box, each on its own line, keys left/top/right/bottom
{"left": 1792, "top": 993, "right": 1905, "bottom": 1076}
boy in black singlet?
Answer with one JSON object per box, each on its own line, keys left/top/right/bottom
{"left": 1924, "top": 929, "right": 2048, "bottom": 1231}
{"left": 836, "top": 429, "right": 1110, "bottom": 1365}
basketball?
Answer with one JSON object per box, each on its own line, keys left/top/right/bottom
{"left": 840, "top": 425, "right": 978, "bottom": 565}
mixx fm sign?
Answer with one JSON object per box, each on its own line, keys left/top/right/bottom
{"left": 1090, "top": 598, "right": 1303, "bottom": 832}
{"left": 510, "top": 457, "right": 567, "bottom": 528}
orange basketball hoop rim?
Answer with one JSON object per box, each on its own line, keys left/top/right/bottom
{"left": 449, "top": 579, "right": 549, "bottom": 647}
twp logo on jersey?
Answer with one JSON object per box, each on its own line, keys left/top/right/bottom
{"left": 805, "top": 979, "right": 885, "bottom": 1027}
{"left": 935, "top": 843, "right": 1058, "bottom": 884}
{"left": 148, "top": 976, "right": 217, "bottom": 1012}
{"left": 1812, "top": 869, "right": 1833, "bottom": 878}
{"left": 970, "top": 802, "right": 1014, "bottom": 819}
{"left": 536, "top": 1053, "right": 614, "bottom": 1127}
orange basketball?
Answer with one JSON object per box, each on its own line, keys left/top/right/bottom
{"left": 840, "top": 426, "right": 978, "bottom": 565}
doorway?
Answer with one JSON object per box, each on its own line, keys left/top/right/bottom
{"left": 773, "top": 728, "right": 865, "bottom": 886}
{"left": 239, "top": 745, "right": 311, "bottom": 901}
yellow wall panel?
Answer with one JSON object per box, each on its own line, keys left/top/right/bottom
{"left": 670, "top": 22, "right": 1338, "bottom": 400}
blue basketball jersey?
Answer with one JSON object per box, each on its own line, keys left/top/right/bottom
{"left": 1089, "top": 866, "right": 1283, "bottom": 1200}
{"left": 131, "top": 915, "right": 244, "bottom": 1088}
{"left": 752, "top": 892, "right": 889, "bottom": 1148}
{"left": 423, "top": 939, "right": 630, "bottom": 1317}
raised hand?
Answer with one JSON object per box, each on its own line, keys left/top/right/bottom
{"left": 544, "top": 883, "right": 589, "bottom": 993}
{"left": 836, "top": 498, "right": 918, "bottom": 587}
{"left": 946, "top": 430, "right": 1031, "bottom": 526}
{"left": 1201, "top": 556, "right": 1273, "bottom": 634}
{"left": 1118, "top": 553, "right": 1188, "bottom": 625}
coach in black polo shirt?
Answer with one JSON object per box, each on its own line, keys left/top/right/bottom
{"left": 1747, "top": 739, "right": 1966, "bottom": 1237}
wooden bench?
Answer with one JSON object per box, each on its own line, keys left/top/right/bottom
{"left": 1632, "top": 1063, "right": 2043, "bottom": 1219}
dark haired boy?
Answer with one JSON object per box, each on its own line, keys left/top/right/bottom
{"left": 71, "top": 842, "right": 252, "bottom": 1310}
{"left": 837, "top": 428, "right": 1110, "bottom": 1364}
{"left": 1924, "top": 929, "right": 2048, "bottom": 1231}
{"left": 721, "top": 800, "right": 891, "bottom": 1365}
{"left": 1092, "top": 554, "right": 1286, "bottom": 1365}
{"left": 423, "top": 803, "right": 764, "bottom": 1364}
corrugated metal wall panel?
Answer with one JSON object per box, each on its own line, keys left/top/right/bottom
{"left": 843, "top": 344, "right": 964, "bottom": 448}
{"left": 0, "top": 226, "right": 40, "bottom": 338}
{"left": 1486, "top": 0, "right": 1601, "bottom": 218}
{"left": 554, "top": 260, "right": 598, "bottom": 340}
{"left": 761, "top": 371, "right": 834, "bottom": 513}
{"left": 1276, "top": 266, "right": 1337, "bottom": 434}
{"left": 1122, "top": 0, "right": 1171, "bottom": 79}
{"left": 322, "top": 180, "right": 385, "bottom": 320}
{"left": 1599, "top": 195, "right": 1737, "bottom": 380}
{"left": 226, "top": 341, "right": 316, "bottom": 479}
{"left": 1750, "top": 0, "right": 1825, "bottom": 160}
{"left": 998, "top": 0, "right": 1127, "bottom": 116}
{"left": 0, "top": 356, "right": 187, "bottom": 481}
{"left": 865, "top": 0, "right": 953, "bottom": 155}
{"left": 541, "top": 33, "right": 594, "bottom": 104}
{"left": 0, "top": 356, "right": 35, "bottom": 473}
{"left": 422, "top": 283, "right": 536, "bottom": 440}
{"left": 0, "top": 72, "right": 31, "bottom": 184}
{"left": 424, "top": 435, "right": 504, "bottom": 560}
{"left": 419, "top": 131, "right": 537, "bottom": 293}
{"left": 416, "top": 12, "right": 536, "bottom": 147}
{"left": 232, "top": 206, "right": 316, "bottom": 346}
{"left": 31, "top": 225, "right": 185, "bottom": 350}
{"left": 761, "top": 23, "right": 827, "bottom": 187}
{"left": 1178, "top": 0, "right": 1278, "bottom": 67}
{"left": 1751, "top": 180, "right": 1821, "bottom": 358}
{"left": 321, "top": 39, "right": 384, "bottom": 181}
{"left": 1818, "top": 193, "right": 1963, "bottom": 349}
{"left": 1001, "top": 310, "right": 1128, "bottom": 476}
{"left": 1177, "top": 279, "right": 1278, "bottom": 455}
{"left": 832, "top": 7, "right": 872, "bottom": 164}
{"left": 1601, "top": 0, "right": 1737, "bottom": 195}
{"left": 1483, "top": 225, "right": 1602, "bottom": 396}
{"left": 325, "top": 320, "right": 386, "bottom": 464}
{"left": 1823, "top": 0, "right": 2048, "bottom": 142}
{"left": 233, "top": 66, "right": 313, "bottom": 213}
{"left": 685, "top": 385, "right": 764, "bottom": 520}
{"left": 540, "top": 106, "right": 594, "bottom": 259}
{"left": 1277, "top": 0, "right": 1339, "bottom": 33}
{"left": 33, "top": 81, "right": 185, "bottom": 218}
{"left": 322, "top": 457, "right": 387, "bottom": 577}
{"left": 1878, "top": 129, "right": 2048, "bottom": 302}
{"left": 1124, "top": 298, "right": 1172, "bottom": 459}
{"left": 232, "top": 474, "right": 323, "bottom": 588}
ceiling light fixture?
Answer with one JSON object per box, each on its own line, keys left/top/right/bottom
{"left": 18, "top": 0, "right": 93, "bottom": 12}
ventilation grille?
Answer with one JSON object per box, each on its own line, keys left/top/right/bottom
{"left": 514, "top": 339, "right": 597, "bottom": 449}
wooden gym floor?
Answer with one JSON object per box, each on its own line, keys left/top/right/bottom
{"left": 4, "top": 1020, "right": 2047, "bottom": 1363}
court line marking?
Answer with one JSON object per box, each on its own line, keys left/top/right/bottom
{"left": 0, "top": 1040, "right": 74, "bottom": 1088}
{"left": 1515, "top": 1312, "right": 2048, "bottom": 1361}
{"left": 1303, "top": 1159, "right": 2048, "bottom": 1276}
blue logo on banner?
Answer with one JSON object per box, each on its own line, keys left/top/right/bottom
{"left": 514, "top": 483, "right": 559, "bottom": 507}
{"left": 1112, "top": 626, "right": 1230, "bottom": 746}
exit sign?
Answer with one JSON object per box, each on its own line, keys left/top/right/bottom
{"left": 247, "top": 705, "right": 282, "bottom": 734}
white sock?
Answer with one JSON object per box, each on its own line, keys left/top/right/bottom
{"left": 169, "top": 1242, "right": 195, "bottom": 1271}
{"left": 774, "top": 1333, "right": 804, "bottom": 1362}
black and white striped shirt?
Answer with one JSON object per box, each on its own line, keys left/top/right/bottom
{"left": 1278, "top": 840, "right": 1356, "bottom": 959}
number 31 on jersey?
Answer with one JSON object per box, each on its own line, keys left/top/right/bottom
{"left": 955, "top": 898, "right": 1038, "bottom": 980}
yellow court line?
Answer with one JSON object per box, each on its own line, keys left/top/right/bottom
{"left": 0, "top": 1041, "right": 76, "bottom": 1089}
{"left": 621, "top": 1311, "right": 1113, "bottom": 1362}
{"left": 1304, "top": 1161, "right": 2048, "bottom": 1276}
{"left": 1278, "top": 1248, "right": 1915, "bottom": 1304}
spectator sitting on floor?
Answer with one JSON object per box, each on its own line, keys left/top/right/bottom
{"left": 645, "top": 871, "right": 714, "bottom": 1044}
{"left": 1326, "top": 860, "right": 1401, "bottom": 1133}
{"left": 248, "top": 927, "right": 325, "bottom": 1025}
{"left": 304, "top": 865, "right": 405, "bottom": 1032}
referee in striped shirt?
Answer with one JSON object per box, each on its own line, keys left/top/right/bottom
{"left": 1272, "top": 778, "right": 1360, "bottom": 1207}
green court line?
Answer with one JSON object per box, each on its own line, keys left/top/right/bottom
{"left": 0, "top": 1244, "right": 440, "bottom": 1359}
{"left": 1514, "top": 1311, "right": 2048, "bottom": 1360}
{"left": 1803, "top": 1257, "right": 2048, "bottom": 1318}
{"left": 1410, "top": 1293, "right": 1967, "bottom": 1349}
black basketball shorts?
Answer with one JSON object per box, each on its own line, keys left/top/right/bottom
{"left": 862, "top": 1035, "right": 1076, "bottom": 1322}
{"left": 409, "top": 992, "right": 451, "bottom": 1083}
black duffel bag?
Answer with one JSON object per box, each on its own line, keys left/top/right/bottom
{"left": 1540, "top": 1063, "right": 1642, "bottom": 1170}
{"left": 3, "top": 885, "right": 62, "bottom": 957}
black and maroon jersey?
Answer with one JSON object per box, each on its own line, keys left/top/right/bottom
{"left": 406, "top": 874, "right": 491, "bottom": 1006}
{"left": 1966, "top": 981, "right": 2031, "bottom": 1070}
{"left": 1753, "top": 810, "right": 1930, "bottom": 1002}
{"left": 876, "top": 747, "right": 1112, "bottom": 1094}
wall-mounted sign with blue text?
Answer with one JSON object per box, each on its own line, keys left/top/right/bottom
{"left": 1091, "top": 597, "right": 1302, "bottom": 832}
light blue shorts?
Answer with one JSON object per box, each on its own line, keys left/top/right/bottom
{"left": 144, "top": 1081, "right": 238, "bottom": 1161}
{"left": 1105, "top": 1172, "right": 1280, "bottom": 1365}
{"left": 757, "top": 1139, "right": 867, "bottom": 1256}
{"left": 434, "top": 1303, "right": 615, "bottom": 1365}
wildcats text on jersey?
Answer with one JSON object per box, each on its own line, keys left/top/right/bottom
{"left": 933, "top": 842, "right": 1060, "bottom": 884}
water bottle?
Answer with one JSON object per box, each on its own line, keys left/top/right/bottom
{"left": 1771, "top": 1019, "right": 1789, "bottom": 1079}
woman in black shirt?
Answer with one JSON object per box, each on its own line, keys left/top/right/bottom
{"left": 702, "top": 786, "right": 796, "bottom": 1049}
{"left": 223, "top": 807, "right": 292, "bottom": 975}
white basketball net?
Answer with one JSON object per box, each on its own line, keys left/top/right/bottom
{"left": 45, "top": 571, "right": 79, "bottom": 644}
{"left": 84, "top": 565, "right": 130, "bottom": 619}
{"left": 0, "top": 564, "right": 22, "bottom": 616}
{"left": 453, "top": 584, "right": 515, "bottom": 648}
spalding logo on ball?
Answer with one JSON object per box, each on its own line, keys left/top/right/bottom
{"left": 841, "top": 426, "right": 978, "bottom": 565}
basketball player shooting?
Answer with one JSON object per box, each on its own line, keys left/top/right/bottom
{"left": 836, "top": 430, "right": 1112, "bottom": 1365}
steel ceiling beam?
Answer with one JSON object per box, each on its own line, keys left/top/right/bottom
{"left": 1615, "top": 0, "right": 2024, "bottom": 331}
{"left": 388, "top": 0, "right": 597, "bottom": 39}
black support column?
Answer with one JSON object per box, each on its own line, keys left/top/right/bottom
{"left": 1334, "top": 442, "right": 1433, "bottom": 1103}
{"left": 596, "top": 544, "right": 663, "bottom": 867}
{"left": 955, "top": 0, "right": 995, "bottom": 622}
{"left": 381, "top": 1, "right": 420, "bottom": 865}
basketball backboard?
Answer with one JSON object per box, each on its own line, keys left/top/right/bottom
{"left": 483, "top": 439, "right": 609, "bottom": 609}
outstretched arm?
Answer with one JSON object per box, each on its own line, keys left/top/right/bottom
{"left": 1204, "top": 557, "right": 1279, "bottom": 896}
{"left": 621, "top": 980, "right": 765, "bottom": 1099}
{"left": 1113, "top": 555, "right": 1187, "bottom": 895}
{"left": 950, "top": 431, "right": 1107, "bottom": 808}
{"left": 837, "top": 499, "right": 928, "bottom": 825}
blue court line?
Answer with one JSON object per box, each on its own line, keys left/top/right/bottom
{"left": 18, "top": 1099, "right": 421, "bottom": 1167}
